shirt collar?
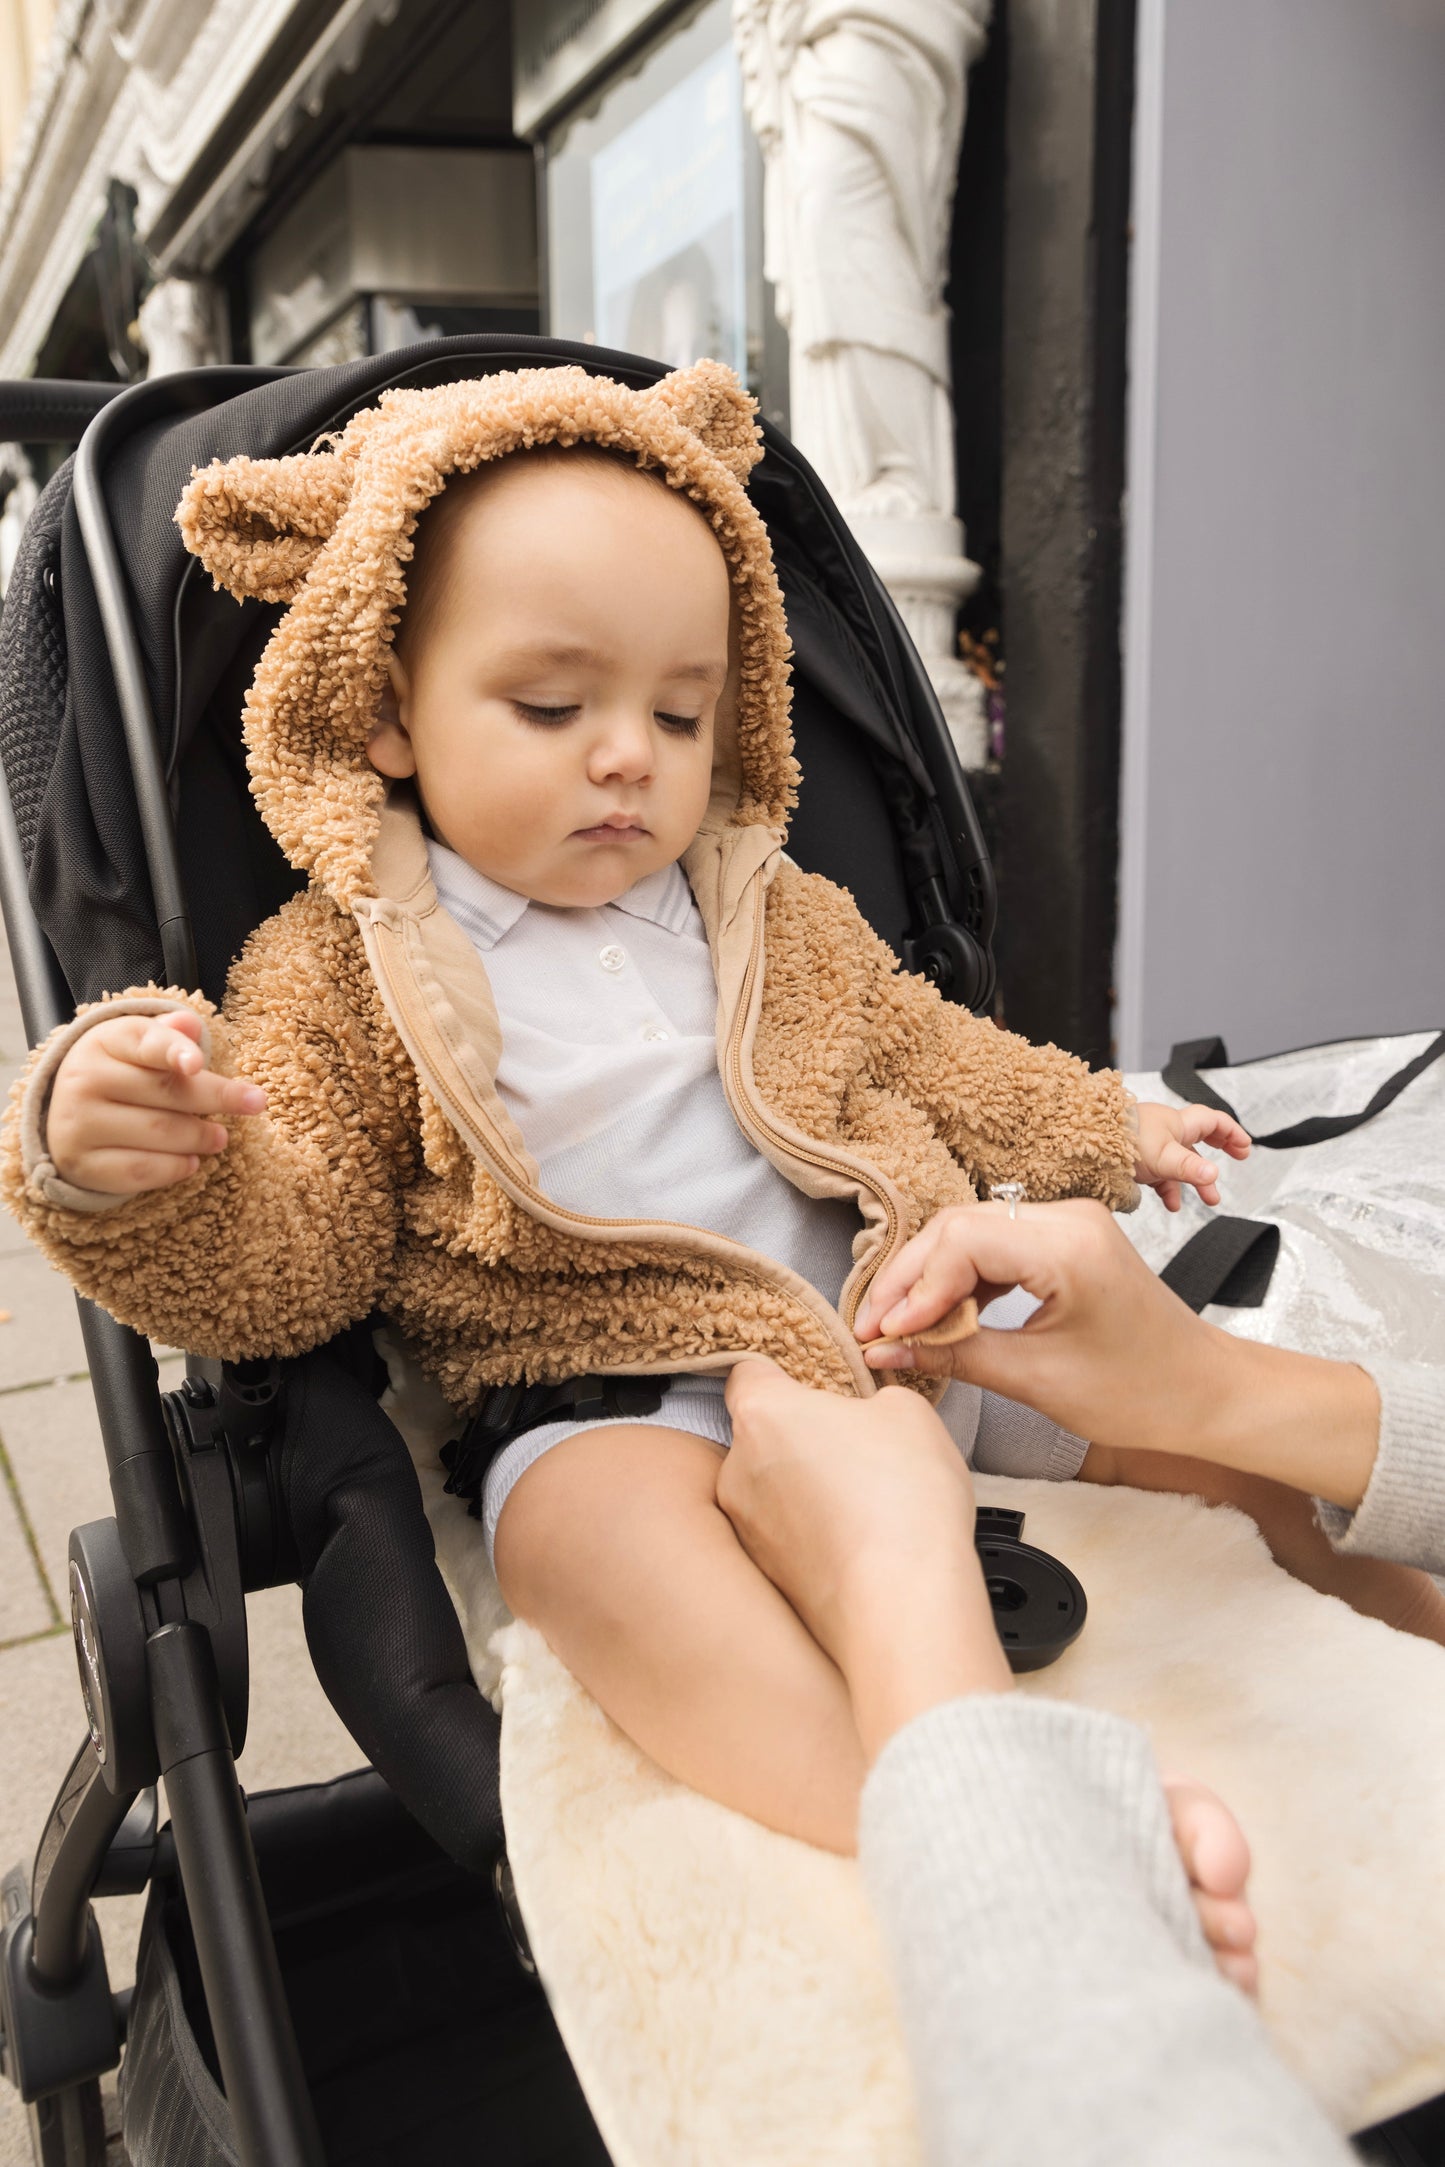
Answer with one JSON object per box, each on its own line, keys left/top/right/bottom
{"left": 428, "top": 841, "right": 696, "bottom": 951}
{"left": 427, "top": 841, "right": 530, "bottom": 952}
{"left": 609, "top": 859, "right": 698, "bottom": 935}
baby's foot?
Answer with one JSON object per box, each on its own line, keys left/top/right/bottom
{"left": 1162, "top": 1775, "right": 1258, "bottom": 1995}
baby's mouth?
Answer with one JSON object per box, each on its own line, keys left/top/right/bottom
{"left": 573, "top": 819, "right": 649, "bottom": 843}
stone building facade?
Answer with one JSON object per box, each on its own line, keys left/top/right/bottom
{"left": 0, "top": 0, "right": 1140, "bottom": 1059}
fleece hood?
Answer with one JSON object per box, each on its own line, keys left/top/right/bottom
{"left": 175, "top": 360, "right": 799, "bottom": 911}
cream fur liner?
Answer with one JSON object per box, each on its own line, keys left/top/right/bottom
{"left": 381, "top": 1343, "right": 1445, "bottom": 2159}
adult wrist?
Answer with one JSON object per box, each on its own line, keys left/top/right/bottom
{"left": 1166, "top": 1332, "right": 1379, "bottom": 1509}
{"left": 835, "top": 1556, "right": 1014, "bottom": 1762}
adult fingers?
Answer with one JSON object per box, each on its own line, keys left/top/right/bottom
{"left": 867, "top": 1322, "right": 1067, "bottom": 1399}
{"left": 859, "top": 1206, "right": 1032, "bottom": 1341}
{"left": 722, "top": 1354, "right": 791, "bottom": 1425}
{"left": 860, "top": 1201, "right": 1115, "bottom": 1347}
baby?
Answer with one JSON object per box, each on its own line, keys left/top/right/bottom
{"left": 8, "top": 363, "right": 1384, "bottom": 1891}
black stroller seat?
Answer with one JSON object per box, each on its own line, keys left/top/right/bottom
{"left": 0, "top": 338, "right": 996, "bottom": 2167}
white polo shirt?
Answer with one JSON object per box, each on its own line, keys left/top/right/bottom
{"left": 428, "top": 840, "right": 861, "bottom": 1293}
{"left": 426, "top": 841, "right": 1080, "bottom": 1554}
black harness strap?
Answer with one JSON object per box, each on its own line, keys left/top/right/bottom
{"left": 441, "top": 1374, "right": 670, "bottom": 1518}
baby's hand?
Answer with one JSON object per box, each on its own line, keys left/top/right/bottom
{"left": 1132, "top": 1099, "right": 1251, "bottom": 1212}
{"left": 47, "top": 1010, "right": 266, "bottom": 1196}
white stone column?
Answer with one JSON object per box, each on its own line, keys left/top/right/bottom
{"left": 0, "top": 446, "right": 38, "bottom": 599}
{"left": 138, "top": 275, "right": 228, "bottom": 375}
{"left": 734, "top": 0, "right": 992, "bottom": 764}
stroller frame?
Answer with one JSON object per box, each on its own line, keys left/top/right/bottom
{"left": 0, "top": 340, "right": 998, "bottom": 2167}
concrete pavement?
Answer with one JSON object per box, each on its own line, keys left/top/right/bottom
{"left": 0, "top": 940, "right": 361, "bottom": 2164}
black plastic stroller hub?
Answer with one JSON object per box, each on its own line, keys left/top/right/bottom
{"left": 67, "top": 1525, "right": 155, "bottom": 1794}
{"left": 975, "top": 1506, "right": 1088, "bottom": 1672}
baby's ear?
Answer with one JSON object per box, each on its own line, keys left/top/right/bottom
{"left": 646, "top": 359, "right": 763, "bottom": 484}
{"left": 175, "top": 451, "right": 352, "bottom": 603}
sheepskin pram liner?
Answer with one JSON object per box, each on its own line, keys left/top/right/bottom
{"left": 386, "top": 1031, "right": 1445, "bottom": 2165}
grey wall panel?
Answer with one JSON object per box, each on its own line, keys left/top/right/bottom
{"left": 1117, "top": 0, "right": 1445, "bottom": 1069}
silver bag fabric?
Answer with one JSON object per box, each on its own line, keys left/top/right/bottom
{"left": 1123, "top": 1032, "right": 1445, "bottom": 1368}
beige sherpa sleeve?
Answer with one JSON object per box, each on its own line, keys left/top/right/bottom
{"left": 0, "top": 895, "right": 415, "bottom": 1360}
{"left": 851, "top": 896, "right": 1140, "bottom": 1211}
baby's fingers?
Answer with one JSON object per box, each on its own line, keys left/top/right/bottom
{"left": 204, "top": 1072, "right": 268, "bottom": 1119}
{"left": 1180, "top": 1105, "right": 1252, "bottom": 1160}
{"left": 102, "top": 1023, "right": 265, "bottom": 1119}
{"left": 60, "top": 1146, "right": 210, "bottom": 1196}
{"left": 129, "top": 1010, "right": 207, "bottom": 1076}
{"left": 1153, "top": 1138, "right": 1221, "bottom": 1199}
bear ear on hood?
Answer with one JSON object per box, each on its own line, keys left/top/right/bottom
{"left": 645, "top": 359, "right": 763, "bottom": 485}
{"left": 175, "top": 450, "right": 353, "bottom": 603}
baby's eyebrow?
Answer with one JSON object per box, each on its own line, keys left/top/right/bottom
{"left": 495, "top": 641, "right": 727, "bottom": 687}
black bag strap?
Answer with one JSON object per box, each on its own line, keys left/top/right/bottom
{"left": 1162, "top": 1032, "right": 1445, "bottom": 1150}
{"left": 1159, "top": 1216, "right": 1281, "bottom": 1314}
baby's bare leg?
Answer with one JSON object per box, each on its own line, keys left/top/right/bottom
{"left": 493, "top": 1424, "right": 868, "bottom": 1853}
{"left": 1080, "top": 1444, "right": 1445, "bottom": 1646}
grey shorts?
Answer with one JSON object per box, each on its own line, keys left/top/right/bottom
{"left": 480, "top": 1283, "right": 1086, "bottom": 1564}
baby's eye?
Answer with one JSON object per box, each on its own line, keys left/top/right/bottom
{"left": 513, "top": 701, "right": 579, "bottom": 726}
{"left": 656, "top": 710, "right": 703, "bottom": 738}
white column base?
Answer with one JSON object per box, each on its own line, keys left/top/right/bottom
{"left": 848, "top": 511, "right": 987, "bottom": 767}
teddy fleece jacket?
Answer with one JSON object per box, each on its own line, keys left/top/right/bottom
{"left": 0, "top": 362, "right": 1137, "bottom": 1410}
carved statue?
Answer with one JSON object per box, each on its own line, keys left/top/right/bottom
{"left": 138, "top": 277, "right": 227, "bottom": 376}
{"left": 734, "top": 0, "right": 992, "bottom": 759}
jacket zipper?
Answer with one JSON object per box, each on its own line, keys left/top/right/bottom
{"left": 722, "top": 891, "right": 904, "bottom": 1332}
{"left": 368, "top": 909, "right": 885, "bottom": 1387}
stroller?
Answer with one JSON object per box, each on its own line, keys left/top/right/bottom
{"left": 0, "top": 336, "right": 999, "bottom": 2167}
{"left": 2, "top": 342, "right": 1438, "bottom": 2167}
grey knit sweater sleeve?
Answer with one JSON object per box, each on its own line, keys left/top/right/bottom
{"left": 857, "top": 1696, "right": 1351, "bottom": 2166}
{"left": 1315, "top": 1360, "right": 1445, "bottom": 1571}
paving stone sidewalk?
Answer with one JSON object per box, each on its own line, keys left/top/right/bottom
{"left": 0, "top": 941, "right": 360, "bottom": 2164}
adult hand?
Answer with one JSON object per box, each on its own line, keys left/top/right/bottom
{"left": 722, "top": 1356, "right": 1261, "bottom": 1988}
{"left": 856, "top": 1200, "right": 1379, "bottom": 1510}
{"left": 720, "top": 1358, "right": 1012, "bottom": 1758}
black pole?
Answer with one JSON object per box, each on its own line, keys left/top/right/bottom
{"left": 0, "top": 738, "right": 69, "bottom": 1043}
{"left": 29, "top": 1745, "right": 133, "bottom": 1986}
{"left": 997, "top": 0, "right": 1137, "bottom": 1064}
{"left": 71, "top": 413, "right": 198, "bottom": 992}
{"left": 149, "top": 1623, "right": 324, "bottom": 2167}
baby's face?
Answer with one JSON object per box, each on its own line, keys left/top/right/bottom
{"left": 369, "top": 457, "right": 730, "bottom": 908}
